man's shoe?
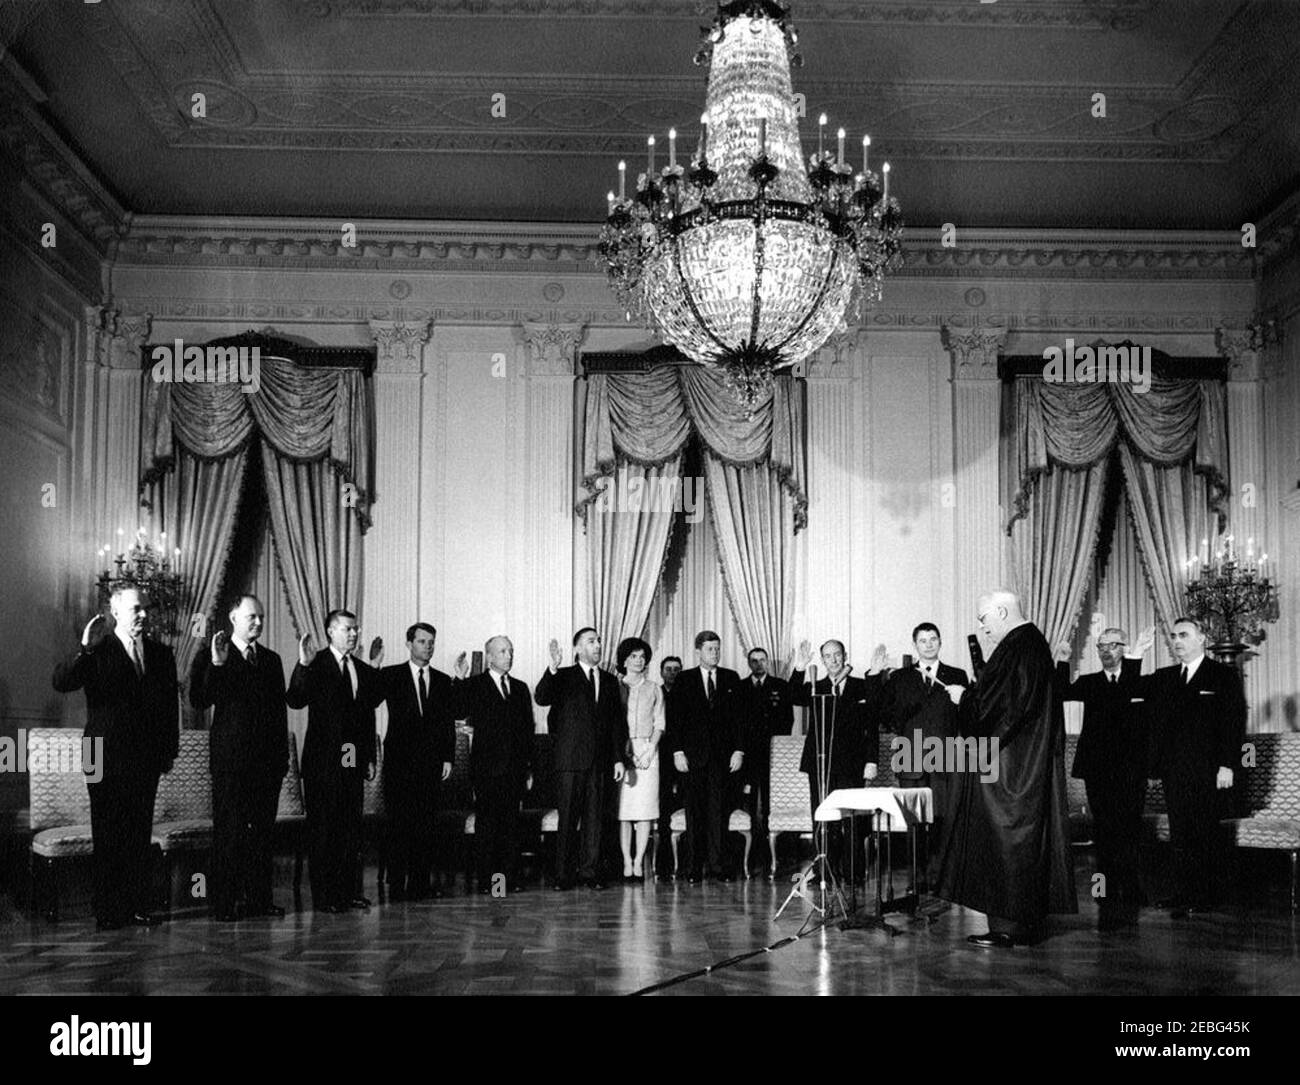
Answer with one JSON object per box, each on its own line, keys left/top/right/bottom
{"left": 966, "top": 932, "right": 1014, "bottom": 949}
{"left": 130, "top": 912, "right": 162, "bottom": 928}
{"left": 581, "top": 878, "right": 605, "bottom": 890}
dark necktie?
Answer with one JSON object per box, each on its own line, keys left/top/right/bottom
{"left": 1109, "top": 672, "right": 1117, "bottom": 685}
{"left": 1181, "top": 665, "right": 1189, "bottom": 685}
{"left": 245, "top": 645, "right": 255, "bottom": 668}
{"left": 923, "top": 667, "right": 933, "bottom": 689}
{"left": 341, "top": 656, "right": 354, "bottom": 699}
{"left": 131, "top": 638, "right": 144, "bottom": 678}
{"left": 418, "top": 667, "right": 427, "bottom": 715}
{"left": 586, "top": 666, "right": 596, "bottom": 700}
{"left": 706, "top": 671, "right": 716, "bottom": 706}
{"left": 499, "top": 674, "right": 510, "bottom": 702}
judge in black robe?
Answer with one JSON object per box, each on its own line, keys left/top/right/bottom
{"left": 937, "top": 590, "right": 1077, "bottom": 946}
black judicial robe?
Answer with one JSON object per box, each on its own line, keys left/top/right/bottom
{"left": 936, "top": 622, "right": 1076, "bottom": 924}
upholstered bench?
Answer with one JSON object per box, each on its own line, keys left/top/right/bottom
{"left": 29, "top": 725, "right": 309, "bottom": 920}
{"left": 1227, "top": 732, "right": 1300, "bottom": 911}
{"left": 27, "top": 728, "right": 95, "bottom": 921}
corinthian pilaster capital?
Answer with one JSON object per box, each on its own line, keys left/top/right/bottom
{"left": 942, "top": 325, "right": 1005, "bottom": 379}
{"left": 519, "top": 321, "right": 585, "bottom": 377}
{"left": 370, "top": 318, "right": 432, "bottom": 373}
{"left": 803, "top": 328, "right": 863, "bottom": 379}
{"left": 91, "top": 308, "right": 152, "bottom": 370}
{"left": 1216, "top": 325, "right": 1267, "bottom": 382}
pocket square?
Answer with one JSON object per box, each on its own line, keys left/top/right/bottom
{"left": 1198, "top": 690, "right": 1215, "bottom": 696}
{"left": 1129, "top": 698, "right": 1145, "bottom": 703}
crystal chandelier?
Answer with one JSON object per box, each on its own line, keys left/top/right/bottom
{"left": 599, "top": 0, "right": 903, "bottom": 408}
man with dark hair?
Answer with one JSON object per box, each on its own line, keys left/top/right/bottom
{"left": 882, "top": 622, "right": 968, "bottom": 879}
{"left": 454, "top": 636, "right": 534, "bottom": 894}
{"left": 535, "top": 627, "right": 627, "bottom": 890}
{"left": 669, "top": 631, "right": 744, "bottom": 883}
{"left": 790, "top": 637, "right": 890, "bottom": 881}
{"left": 1147, "top": 616, "right": 1246, "bottom": 918}
{"left": 737, "top": 646, "right": 792, "bottom": 876}
{"left": 655, "top": 655, "right": 684, "bottom": 876}
{"left": 52, "top": 587, "right": 178, "bottom": 930}
{"left": 189, "top": 594, "right": 289, "bottom": 920}
{"left": 286, "top": 609, "right": 384, "bottom": 913}
{"left": 1061, "top": 624, "right": 1154, "bottom": 930}
{"left": 378, "top": 621, "right": 455, "bottom": 901}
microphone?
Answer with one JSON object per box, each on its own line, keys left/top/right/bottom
{"left": 808, "top": 663, "right": 819, "bottom": 686}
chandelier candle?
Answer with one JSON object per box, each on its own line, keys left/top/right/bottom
{"left": 598, "top": 0, "right": 904, "bottom": 408}
{"left": 618, "top": 160, "right": 626, "bottom": 200}
{"left": 862, "top": 134, "right": 870, "bottom": 172}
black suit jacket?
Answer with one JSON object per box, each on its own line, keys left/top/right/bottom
{"left": 1061, "top": 658, "right": 1147, "bottom": 782}
{"left": 454, "top": 671, "right": 534, "bottom": 783}
{"left": 379, "top": 663, "right": 456, "bottom": 793}
{"left": 667, "top": 666, "right": 743, "bottom": 767}
{"left": 190, "top": 643, "right": 289, "bottom": 779}
{"left": 52, "top": 634, "right": 179, "bottom": 779}
{"left": 789, "top": 669, "right": 885, "bottom": 783}
{"left": 883, "top": 661, "right": 969, "bottom": 739}
{"left": 1147, "top": 657, "right": 1246, "bottom": 784}
{"left": 534, "top": 664, "right": 626, "bottom": 772}
{"left": 286, "top": 650, "right": 383, "bottom": 781}
{"left": 736, "top": 674, "right": 794, "bottom": 752}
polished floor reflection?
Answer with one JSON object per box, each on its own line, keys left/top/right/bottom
{"left": 1, "top": 858, "right": 1296, "bottom": 996}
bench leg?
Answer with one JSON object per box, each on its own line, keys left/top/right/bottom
{"left": 1291, "top": 850, "right": 1297, "bottom": 914}
{"left": 43, "top": 857, "right": 58, "bottom": 923}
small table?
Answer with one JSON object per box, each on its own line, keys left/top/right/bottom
{"left": 815, "top": 787, "right": 936, "bottom": 932}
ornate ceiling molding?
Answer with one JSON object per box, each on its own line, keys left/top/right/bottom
{"left": 73, "top": 0, "right": 1256, "bottom": 162}
{"left": 112, "top": 217, "right": 1256, "bottom": 281}
{"left": 289, "top": 0, "right": 1154, "bottom": 32}
{"left": 0, "top": 65, "right": 127, "bottom": 251}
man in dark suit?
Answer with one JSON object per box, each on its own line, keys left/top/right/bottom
{"left": 1147, "top": 616, "right": 1247, "bottom": 918}
{"left": 882, "top": 623, "right": 969, "bottom": 882}
{"left": 668, "top": 630, "right": 745, "bottom": 883}
{"left": 653, "top": 655, "right": 684, "bottom": 878}
{"left": 790, "top": 638, "right": 889, "bottom": 881}
{"left": 189, "top": 594, "right": 289, "bottom": 921}
{"left": 453, "top": 635, "right": 534, "bottom": 894}
{"left": 286, "top": 608, "right": 384, "bottom": 913}
{"left": 535, "top": 628, "right": 626, "bottom": 889}
{"left": 736, "top": 647, "right": 792, "bottom": 876}
{"left": 378, "top": 622, "right": 454, "bottom": 901}
{"left": 52, "top": 587, "right": 178, "bottom": 930}
{"left": 1061, "top": 624, "right": 1154, "bottom": 930}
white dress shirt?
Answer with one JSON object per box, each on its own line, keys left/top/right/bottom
{"left": 330, "top": 645, "right": 358, "bottom": 697}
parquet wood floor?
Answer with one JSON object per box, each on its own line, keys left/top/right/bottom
{"left": 1, "top": 858, "right": 1296, "bottom": 996}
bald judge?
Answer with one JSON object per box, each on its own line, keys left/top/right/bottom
{"left": 937, "top": 589, "right": 1077, "bottom": 947}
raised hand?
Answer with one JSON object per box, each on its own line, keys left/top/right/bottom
{"left": 298, "top": 633, "right": 314, "bottom": 666}
{"left": 211, "top": 630, "right": 230, "bottom": 665}
{"left": 796, "top": 638, "right": 813, "bottom": 669}
{"left": 453, "top": 651, "right": 469, "bottom": 679}
{"left": 1133, "top": 625, "right": 1156, "bottom": 655}
{"left": 368, "top": 636, "right": 384, "bottom": 666}
{"left": 548, "top": 638, "right": 563, "bottom": 670}
{"left": 869, "top": 643, "right": 889, "bottom": 673}
{"left": 81, "top": 614, "right": 109, "bottom": 649}
{"left": 1053, "top": 642, "right": 1072, "bottom": 663}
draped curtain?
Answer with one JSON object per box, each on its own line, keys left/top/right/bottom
{"left": 578, "top": 366, "right": 806, "bottom": 672}
{"left": 142, "top": 351, "right": 374, "bottom": 701}
{"left": 1005, "top": 376, "right": 1228, "bottom": 659}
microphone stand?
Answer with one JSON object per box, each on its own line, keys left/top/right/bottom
{"left": 776, "top": 669, "right": 849, "bottom": 929}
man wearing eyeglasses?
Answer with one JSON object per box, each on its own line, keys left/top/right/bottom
{"left": 1061, "top": 625, "right": 1154, "bottom": 931}
{"left": 936, "top": 589, "right": 1077, "bottom": 948}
